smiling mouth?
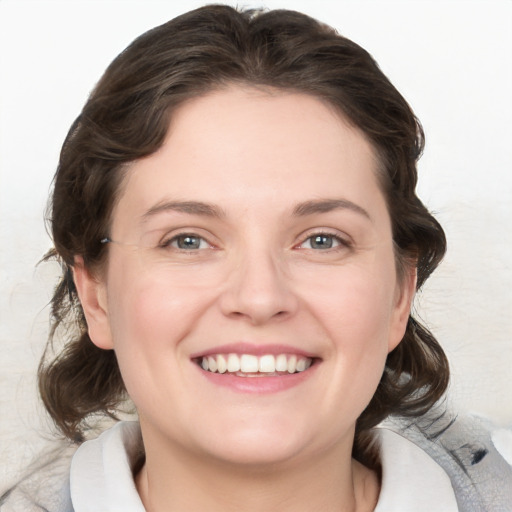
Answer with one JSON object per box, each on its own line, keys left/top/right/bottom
{"left": 196, "top": 353, "right": 314, "bottom": 377}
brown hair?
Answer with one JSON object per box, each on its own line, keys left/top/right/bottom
{"left": 39, "top": 5, "right": 449, "bottom": 465}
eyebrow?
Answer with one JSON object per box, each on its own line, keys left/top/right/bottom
{"left": 141, "top": 200, "right": 225, "bottom": 221}
{"left": 141, "top": 198, "right": 370, "bottom": 223}
{"left": 293, "top": 198, "right": 371, "bottom": 220}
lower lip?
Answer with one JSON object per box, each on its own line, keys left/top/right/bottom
{"left": 196, "top": 364, "right": 318, "bottom": 394}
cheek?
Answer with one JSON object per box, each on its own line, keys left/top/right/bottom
{"left": 289, "top": 263, "right": 397, "bottom": 436}
{"left": 109, "top": 282, "right": 200, "bottom": 348}
{"left": 104, "top": 266, "right": 212, "bottom": 389}
{"left": 301, "top": 260, "right": 397, "bottom": 393}
{"left": 323, "top": 276, "right": 393, "bottom": 374}
{"left": 304, "top": 260, "right": 397, "bottom": 343}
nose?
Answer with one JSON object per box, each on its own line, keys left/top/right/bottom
{"left": 219, "top": 250, "right": 299, "bottom": 325}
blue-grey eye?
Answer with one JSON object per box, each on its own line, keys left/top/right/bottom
{"left": 171, "top": 234, "right": 208, "bottom": 250}
{"left": 302, "top": 234, "right": 342, "bottom": 250}
{"left": 311, "top": 235, "right": 333, "bottom": 249}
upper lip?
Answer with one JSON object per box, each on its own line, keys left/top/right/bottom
{"left": 189, "top": 342, "right": 318, "bottom": 359}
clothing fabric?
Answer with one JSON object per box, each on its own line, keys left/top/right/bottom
{"left": 375, "top": 428, "right": 458, "bottom": 511}
{"left": 2, "top": 414, "right": 511, "bottom": 511}
{"left": 68, "top": 421, "right": 459, "bottom": 511}
{"left": 70, "top": 422, "right": 144, "bottom": 512}
{"left": 381, "top": 413, "right": 512, "bottom": 511}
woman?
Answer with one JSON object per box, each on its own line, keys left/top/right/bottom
{"left": 2, "top": 5, "right": 511, "bottom": 511}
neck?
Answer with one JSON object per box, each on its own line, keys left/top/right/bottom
{"left": 135, "top": 425, "right": 379, "bottom": 512}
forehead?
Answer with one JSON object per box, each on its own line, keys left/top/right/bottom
{"left": 163, "top": 86, "right": 375, "bottom": 169}
{"left": 112, "top": 86, "right": 385, "bottom": 230}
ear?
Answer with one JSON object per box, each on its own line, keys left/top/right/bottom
{"left": 388, "top": 266, "right": 417, "bottom": 353}
{"left": 72, "top": 257, "right": 114, "bottom": 350}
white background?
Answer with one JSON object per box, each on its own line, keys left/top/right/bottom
{"left": 1, "top": 0, "right": 511, "bottom": 489}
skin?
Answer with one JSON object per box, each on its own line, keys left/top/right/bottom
{"left": 74, "top": 86, "right": 416, "bottom": 511}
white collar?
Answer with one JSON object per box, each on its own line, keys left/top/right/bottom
{"left": 70, "top": 422, "right": 458, "bottom": 511}
{"left": 375, "top": 427, "right": 458, "bottom": 511}
{"left": 70, "top": 421, "right": 145, "bottom": 512}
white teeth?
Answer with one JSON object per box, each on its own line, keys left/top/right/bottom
{"left": 275, "top": 354, "right": 288, "bottom": 372}
{"left": 227, "top": 353, "right": 240, "bottom": 372}
{"left": 217, "top": 354, "right": 227, "bottom": 374}
{"left": 199, "top": 353, "right": 313, "bottom": 375}
{"left": 207, "top": 356, "right": 217, "bottom": 373}
{"left": 240, "top": 354, "right": 259, "bottom": 373}
{"left": 259, "top": 355, "right": 275, "bottom": 372}
{"left": 287, "top": 355, "right": 297, "bottom": 373}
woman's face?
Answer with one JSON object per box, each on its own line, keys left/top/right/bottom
{"left": 79, "top": 86, "right": 414, "bottom": 466}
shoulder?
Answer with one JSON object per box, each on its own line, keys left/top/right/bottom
{"left": 379, "top": 410, "right": 512, "bottom": 511}
{"left": 0, "top": 442, "right": 76, "bottom": 512}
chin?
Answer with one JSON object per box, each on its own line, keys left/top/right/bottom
{"left": 191, "top": 416, "right": 321, "bottom": 468}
